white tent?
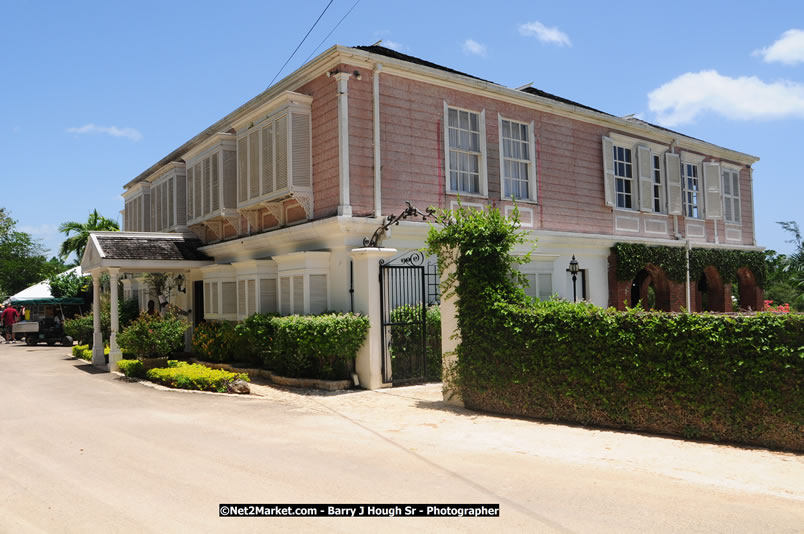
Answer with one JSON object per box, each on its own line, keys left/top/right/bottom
{"left": 4, "top": 266, "right": 83, "bottom": 305}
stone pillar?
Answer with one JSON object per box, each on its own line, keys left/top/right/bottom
{"left": 439, "top": 260, "right": 463, "bottom": 407}
{"left": 350, "top": 247, "right": 397, "bottom": 390}
{"left": 91, "top": 273, "right": 105, "bottom": 367}
{"left": 108, "top": 268, "right": 122, "bottom": 368}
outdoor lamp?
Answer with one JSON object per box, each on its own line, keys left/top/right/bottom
{"left": 569, "top": 255, "right": 579, "bottom": 302}
{"left": 175, "top": 274, "right": 186, "bottom": 294}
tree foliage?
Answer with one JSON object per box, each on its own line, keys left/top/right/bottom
{"left": 765, "top": 221, "right": 804, "bottom": 311}
{"left": 0, "top": 208, "right": 61, "bottom": 297}
{"left": 58, "top": 209, "right": 119, "bottom": 263}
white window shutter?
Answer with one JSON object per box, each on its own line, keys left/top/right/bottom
{"left": 211, "top": 153, "right": 220, "bottom": 212}
{"left": 703, "top": 162, "right": 722, "bottom": 219}
{"left": 601, "top": 136, "right": 615, "bottom": 207}
{"left": 247, "top": 279, "right": 256, "bottom": 316}
{"left": 637, "top": 145, "right": 653, "bottom": 212}
{"left": 497, "top": 113, "right": 505, "bottom": 197}
{"left": 479, "top": 109, "right": 488, "bottom": 196}
{"left": 249, "top": 131, "right": 260, "bottom": 200}
{"left": 291, "top": 112, "right": 312, "bottom": 188}
{"left": 186, "top": 168, "right": 194, "bottom": 220}
{"left": 528, "top": 121, "right": 537, "bottom": 202}
{"left": 237, "top": 137, "right": 248, "bottom": 202}
{"left": 261, "top": 124, "right": 274, "bottom": 195}
{"left": 275, "top": 116, "right": 288, "bottom": 191}
{"left": 665, "top": 152, "right": 682, "bottom": 215}
{"left": 259, "top": 278, "right": 277, "bottom": 314}
{"left": 309, "top": 275, "right": 327, "bottom": 314}
{"left": 237, "top": 280, "right": 246, "bottom": 316}
{"left": 443, "top": 101, "right": 450, "bottom": 192}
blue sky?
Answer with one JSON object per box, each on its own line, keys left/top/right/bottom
{"left": 2, "top": 1, "right": 802, "bottom": 261}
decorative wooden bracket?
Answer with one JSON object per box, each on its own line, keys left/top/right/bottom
{"left": 290, "top": 192, "right": 313, "bottom": 220}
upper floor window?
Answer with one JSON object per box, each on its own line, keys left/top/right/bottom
{"left": 722, "top": 168, "right": 741, "bottom": 223}
{"left": 499, "top": 118, "right": 536, "bottom": 201}
{"left": 613, "top": 145, "right": 634, "bottom": 209}
{"left": 683, "top": 162, "right": 700, "bottom": 218}
{"left": 445, "top": 104, "right": 487, "bottom": 196}
{"left": 652, "top": 155, "right": 664, "bottom": 213}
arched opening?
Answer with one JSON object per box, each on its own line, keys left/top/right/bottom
{"left": 736, "top": 267, "right": 760, "bottom": 311}
{"left": 695, "top": 266, "right": 725, "bottom": 312}
{"left": 630, "top": 264, "right": 671, "bottom": 310}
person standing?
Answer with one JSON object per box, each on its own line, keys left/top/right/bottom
{"left": 2, "top": 304, "right": 20, "bottom": 343}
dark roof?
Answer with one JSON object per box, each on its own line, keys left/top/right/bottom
{"left": 355, "top": 45, "right": 610, "bottom": 115}
{"left": 96, "top": 235, "right": 211, "bottom": 261}
{"left": 622, "top": 116, "right": 708, "bottom": 145}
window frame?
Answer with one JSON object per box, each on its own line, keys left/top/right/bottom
{"left": 652, "top": 154, "right": 665, "bottom": 214}
{"left": 444, "top": 102, "right": 488, "bottom": 197}
{"left": 721, "top": 167, "right": 741, "bottom": 224}
{"left": 498, "top": 115, "right": 537, "bottom": 202}
{"left": 682, "top": 161, "right": 702, "bottom": 219}
{"left": 613, "top": 144, "right": 635, "bottom": 210}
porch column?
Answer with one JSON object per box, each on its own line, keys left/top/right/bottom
{"left": 334, "top": 71, "right": 352, "bottom": 216}
{"left": 350, "top": 247, "right": 397, "bottom": 390}
{"left": 108, "top": 268, "right": 122, "bottom": 368}
{"left": 91, "top": 273, "right": 105, "bottom": 367}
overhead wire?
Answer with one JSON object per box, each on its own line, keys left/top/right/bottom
{"left": 302, "top": 0, "right": 361, "bottom": 64}
{"left": 267, "top": 0, "right": 334, "bottom": 88}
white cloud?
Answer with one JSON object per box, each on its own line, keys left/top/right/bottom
{"left": 754, "top": 29, "right": 804, "bottom": 65}
{"left": 648, "top": 70, "right": 804, "bottom": 126}
{"left": 518, "top": 21, "right": 571, "bottom": 47}
{"left": 462, "top": 39, "right": 487, "bottom": 57}
{"left": 383, "top": 40, "right": 405, "bottom": 52}
{"left": 66, "top": 123, "right": 142, "bottom": 142}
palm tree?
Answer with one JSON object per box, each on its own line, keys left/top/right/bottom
{"left": 59, "top": 209, "right": 120, "bottom": 263}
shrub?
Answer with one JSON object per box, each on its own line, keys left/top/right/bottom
{"left": 266, "top": 313, "right": 369, "bottom": 380}
{"left": 117, "top": 312, "right": 189, "bottom": 358}
{"left": 425, "top": 202, "right": 804, "bottom": 452}
{"left": 192, "top": 320, "right": 254, "bottom": 363}
{"left": 117, "top": 359, "right": 145, "bottom": 378}
{"left": 389, "top": 304, "right": 442, "bottom": 382}
{"left": 72, "top": 344, "right": 93, "bottom": 361}
{"left": 64, "top": 297, "right": 140, "bottom": 347}
{"left": 146, "top": 361, "right": 249, "bottom": 393}
{"left": 235, "top": 313, "right": 279, "bottom": 363}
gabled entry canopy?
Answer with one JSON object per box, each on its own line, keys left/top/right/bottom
{"left": 81, "top": 232, "right": 213, "bottom": 274}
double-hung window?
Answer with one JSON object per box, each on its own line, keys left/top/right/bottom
{"left": 722, "top": 168, "right": 741, "bottom": 223}
{"left": 652, "top": 155, "right": 664, "bottom": 213}
{"left": 446, "top": 104, "right": 486, "bottom": 195}
{"left": 499, "top": 117, "right": 536, "bottom": 201}
{"left": 613, "top": 145, "right": 634, "bottom": 209}
{"left": 682, "top": 163, "right": 701, "bottom": 218}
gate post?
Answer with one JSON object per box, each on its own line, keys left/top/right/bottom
{"left": 440, "top": 260, "right": 464, "bottom": 407}
{"left": 350, "top": 247, "right": 397, "bottom": 390}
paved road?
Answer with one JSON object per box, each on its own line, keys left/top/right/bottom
{"left": 1, "top": 343, "right": 802, "bottom": 533}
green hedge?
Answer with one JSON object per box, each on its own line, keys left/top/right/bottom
{"left": 192, "top": 320, "right": 255, "bottom": 364}
{"left": 426, "top": 202, "right": 804, "bottom": 452}
{"left": 117, "top": 313, "right": 189, "bottom": 358}
{"left": 117, "top": 359, "right": 145, "bottom": 378}
{"left": 389, "top": 304, "right": 442, "bottom": 382}
{"left": 146, "top": 361, "right": 249, "bottom": 393}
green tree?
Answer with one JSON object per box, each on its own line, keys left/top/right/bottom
{"left": 765, "top": 221, "right": 804, "bottom": 311}
{"left": 58, "top": 209, "right": 119, "bottom": 263}
{"left": 0, "top": 208, "right": 57, "bottom": 297}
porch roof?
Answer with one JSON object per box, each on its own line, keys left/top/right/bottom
{"left": 81, "top": 232, "right": 214, "bottom": 274}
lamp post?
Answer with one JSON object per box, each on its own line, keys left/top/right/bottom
{"left": 569, "top": 255, "right": 579, "bottom": 302}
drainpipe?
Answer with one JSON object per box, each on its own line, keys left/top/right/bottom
{"left": 685, "top": 239, "right": 692, "bottom": 311}
{"left": 373, "top": 63, "right": 382, "bottom": 218}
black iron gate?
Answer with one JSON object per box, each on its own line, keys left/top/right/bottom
{"left": 379, "top": 252, "right": 439, "bottom": 385}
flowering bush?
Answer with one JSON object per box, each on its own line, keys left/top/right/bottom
{"left": 117, "top": 312, "right": 189, "bottom": 358}
{"left": 191, "top": 321, "right": 254, "bottom": 363}
{"left": 764, "top": 300, "right": 792, "bottom": 313}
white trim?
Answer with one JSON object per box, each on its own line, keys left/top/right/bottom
{"left": 498, "top": 114, "right": 537, "bottom": 202}
{"left": 614, "top": 213, "right": 640, "bottom": 233}
{"left": 373, "top": 63, "right": 382, "bottom": 217}
{"left": 680, "top": 151, "right": 706, "bottom": 165}
{"left": 444, "top": 104, "right": 488, "bottom": 197}
{"left": 608, "top": 132, "right": 668, "bottom": 156}
{"left": 505, "top": 205, "right": 534, "bottom": 227}
{"left": 335, "top": 72, "right": 352, "bottom": 216}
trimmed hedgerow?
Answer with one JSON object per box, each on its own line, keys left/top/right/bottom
{"left": 192, "top": 320, "right": 255, "bottom": 364}
{"left": 389, "top": 304, "right": 442, "bottom": 382}
{"left": 117, "top": 359, "right": 145, "bottom": 378}
{"left": 426, "top": 202, "right": 804, "bottom": 452}
{"left": 145, "top": 361, "right": 248, "bottom": 393}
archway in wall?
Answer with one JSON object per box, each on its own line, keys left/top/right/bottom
{"left": 630, "top": 264, "right": 670, "bottom": 311}
{"left": 696, "top": 266, "right": 725, "bottom": 312}
{"left": 736, "top": 267, "right": 760, "bottom": 311}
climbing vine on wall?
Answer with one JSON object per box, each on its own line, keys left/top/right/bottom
{"left": 612, "top": 243, "right": 767, "bottom": 288}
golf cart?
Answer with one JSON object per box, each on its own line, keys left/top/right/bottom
{"left": 10, "top": 297, "right": 83, "bottom": 347}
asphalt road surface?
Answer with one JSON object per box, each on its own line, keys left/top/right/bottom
{"left": 1, "top": 343, "right": 802, "bottom": 533}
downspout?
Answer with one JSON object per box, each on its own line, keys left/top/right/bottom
{"left": 373, "top": 63, "right": 382, "bottom": 218}
{"left": 685, "top": 239, "right": 692, "bottom": 311}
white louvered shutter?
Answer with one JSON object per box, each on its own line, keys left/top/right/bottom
{"left": 249, "top": 131, "right": 259, "bottom": 199}
{"left": 247, "top": 280, "right": 256, "bottom": 316}
{"left": 291, "top": 113, "right": 311, "bottom": 188}
{"left": 168, "top": 178, "right": 174, "bottom": 228}
{"left": 203, "top": 158, "right": 211, "bottom": 216}
{"left": 237, "top": 280, "right": 246, "bottom": 316}
{"left": 193, "top": 164, "right": 202, "bottom": 216}
{"left": 292, "top": 275, "right": 304, "bottom": 314}
{"left": 203, "top": 283, "right": 210, "bottom": 314}
{"left": 637, "top": 146, "right": 653, "bottom": 212}
{"left": 602, "top": 136, "right": 615, "bottom": 207}
{"left": 665, "top": 152, "right": 682, "bottom": 215}
{"left": 186, "top": 168, "right": 194, "bottom": 221}
{"left": 222, "top": 282, "right": 236, "bottom": 314}
{"left": 237, "top": 137, "right": 248, "bottom": 202}
{"left": 211, "top": 153, "right": 220, "bottom": 212}
{"left": 275, "top": 115, "right": 288, "bottom": 191}
{"left": 212, "top": 282, "right": 219, "bottom": 315}
{"left": 309, "top": 275, "right": 327, "bottom": 314}
{"left": 280, "top": 277, "right": 290, "bottom": 315}
{"left": 259, "top": 278, "right": 277, "bottom": 314}
{"left": 262, "top": 124, "right": 274, "bottom": 194}
{"left": 703, "top": 162, "right": 722, "bottom": 219}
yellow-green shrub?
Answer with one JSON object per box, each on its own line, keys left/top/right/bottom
{"left": 146, "top": 361, "right": 249, "bottom": 393}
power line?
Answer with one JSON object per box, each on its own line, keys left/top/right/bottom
{"left": 268, "top": 0, "right": 334, "bottom": 88}
{"left": 303, "top": 0, "right": 361, "bottom": 64}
